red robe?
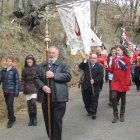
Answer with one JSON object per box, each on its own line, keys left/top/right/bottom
{"left": 132, "top": 50, "right": 140, "bottom": 67}
{"left": 96, "top": 53, "right": 107, "bottom": 69}
{"left": 106, "top": 55, "right": 130, "bottom": 92}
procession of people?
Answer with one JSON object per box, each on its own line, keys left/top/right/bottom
{"left": 0, "top": 44, "right": 139, "bottom": 140}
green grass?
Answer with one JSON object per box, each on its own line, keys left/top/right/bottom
{"left": 35, "top": 55, "right": 43, "bottom": 63}
{"left": 24, "top": 8, "right": 29, "bottom": 16}
{"left": 25, "top": 44, "right": 32, "bottom": 51}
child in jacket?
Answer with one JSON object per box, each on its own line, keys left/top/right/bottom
{"left": 0, "top": 56, "right": 19, "bottom": 128}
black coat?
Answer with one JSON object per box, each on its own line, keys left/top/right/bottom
{"left": 0, "top": 66, "right": 20, "bottom": 97}
{"left": 79, "top": 61, "right": 103, "bottom": 93}
{"left": 33, "top": 59, "right": 72, "bottom": 103}
{"left": 105, "top": 56, "right": 111, "bottom": 81}
{"left": 20, "top": 65, "right": 38, "bottom": 95}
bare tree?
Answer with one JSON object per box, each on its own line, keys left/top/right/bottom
{"left": 14, "top": 0, "right": 33, "bottom": 14}
{"left": 22, "top": 0, "right": 26, "bottom": 10}
{"left": 14, "top": 0, "right": 20, "bottom": 10}
{"left": 94, "top": 0, "right": 102, "bottom": 27}
{"left": 132, "top": 0, "right": 139, "bottom": 22}
{"left": 116, "top": 0, "right": 140, "bottom": 29}
{"left": 27, "top": 0, "right": 33, "bottom": 13}
{"left": 0, "top": 0, "right": 3, "bottom": 24}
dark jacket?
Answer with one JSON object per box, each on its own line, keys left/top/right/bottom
{"left": 105, "top": 56, "right": 111, "bottom": 81}
{"left": 79, "top": 61, "right": 103, "bottom": 93}
{"left": 33, "top": 59, "right": 72, "bottom": 103}
{"left": 0, "top": 66, "right": 20, "bottom": 97}
{"left": 20, "top": 65, "right": 38, "bottom": 95}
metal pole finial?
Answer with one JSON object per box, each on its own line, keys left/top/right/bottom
{"left": 38, "top": 6, "right": 55, "bottom": 50}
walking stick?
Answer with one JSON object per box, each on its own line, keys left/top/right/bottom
{"left": 87, "top": 59, "right": 94, "bottom": 95}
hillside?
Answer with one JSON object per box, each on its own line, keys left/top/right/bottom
{"left": 0, "top": 1, "right": 79, "bottom": 121}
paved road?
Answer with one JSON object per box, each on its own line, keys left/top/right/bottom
{"left": 0, "top": 83, "right": 140, "bottom": 140}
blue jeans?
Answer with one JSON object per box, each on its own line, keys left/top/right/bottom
{"left": 4, "top": 93, "right": 16, "bottom": 121}
{"left": 131, "top": 64, "right": 135, "bottom": 82}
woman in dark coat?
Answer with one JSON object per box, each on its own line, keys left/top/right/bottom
{"left": 105, "top": 45, "right": 130, "bottom": 123}
{"left": 19, "top": 55, "right": 38, "bottom": 126}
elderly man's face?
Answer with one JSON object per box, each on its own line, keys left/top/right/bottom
{"left": 48, "top": 48, "right": 59, "bottom": 62}
{"left": 89, "top": 54, "right": 97, "bottom": 64}
{"left": 96, "top": 48, "right": 101, "bottom": 54}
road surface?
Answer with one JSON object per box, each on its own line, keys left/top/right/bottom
{"left": 0, "top": 83, "right": 140, "bottom": 140}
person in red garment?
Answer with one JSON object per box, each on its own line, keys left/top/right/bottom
{"left": 105, "top": 45, "right": 130, "bottom": 123}
{"left": 132, "top": 43, "right": 140, "bottom": 91}
{"left": 96, "top": 47, "right": 107, "bottom": 91}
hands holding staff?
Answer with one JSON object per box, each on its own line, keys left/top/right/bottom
{"left": 85, "top": 55, "right": 89, "bottom": 60}
{"left": 42, "top": 71, "right": 54, "bottom": 94}
{"left": 42, "top": 85, "right": 51, "bottom": 94}
{"left": 90, "top": 79, "right": 94, "bottom": 84}
{"left": 46, "top": 71, "right": 54, "bottom": 78}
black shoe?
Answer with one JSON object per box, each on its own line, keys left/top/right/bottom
{"left": 28, "top": 113, "right": 33, "bottom": 126}
{"left": 32, "top": 112, "right": 37, "bottom": 126}
{"left": 108, "top": 102, "right": 112, "bottom": 107}
{"left": 137, "top": 87, "right": 140, "bottom": 91}
{"left": 92, "top": 113, "right": 96, "bottom": 119}
{"left": 28, "top": 118, "right": 33, "bottom": 126}
{"left": 33, "top": 118, "right": 37, "bottom": 126}
{"left": 7, "top": 120, "right": 15, "bottom": 128}
{"left": 87, "top": 112, "right": 92, "bottom": 116}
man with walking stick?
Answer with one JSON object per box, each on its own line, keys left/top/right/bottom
{"left": 79, "top": 53, "right": 103, "bottom": 119}
{"left": 33, "top": 46, "right": 71, "bottom": 140}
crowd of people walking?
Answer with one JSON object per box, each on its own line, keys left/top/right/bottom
{"left": 0, "top": 44, "right": 139, "bottom": 140}
{"left": 79, "top": 43, "right": 139, "bottom": 124}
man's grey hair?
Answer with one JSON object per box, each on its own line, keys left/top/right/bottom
{"left": 49, "top": 46, "right": 59, "bottom": 54}
{"left": 96, "top": 47, "right": 101, "bottom": 51}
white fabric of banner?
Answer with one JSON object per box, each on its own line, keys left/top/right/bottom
{"left": 57, "top": 1, "right": 91, "bottom": 56}
{"left": 90, "top": 29, "right": 102, "bottom": 46}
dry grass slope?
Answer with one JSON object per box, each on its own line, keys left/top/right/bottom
{"left": 0, "top": 1, "right": 79, "bottom": 121}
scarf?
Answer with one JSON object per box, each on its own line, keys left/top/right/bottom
{"left": 115, "top": 55, "right": 126, "bottom": 70}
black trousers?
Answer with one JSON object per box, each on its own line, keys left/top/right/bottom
{"left": 4, "top": 93, "right": 16, "bottom": 122}
{"left": 42, "top": 95, "right": 66, "bottom": 140}
{"left": 82, "top": 89, "right": 99, "bottom": 114}
{"left": 134, "top": 67, "right": 140, "bottom": 88}
{"left": 100, "top": 79, "right": 103, "bottom": 90}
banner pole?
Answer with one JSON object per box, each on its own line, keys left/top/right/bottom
{"left": 38, "top": 7, "right": 56, "bottom": 139}
{"left": 87, "top": 59, "right": 94, "bottom": 95}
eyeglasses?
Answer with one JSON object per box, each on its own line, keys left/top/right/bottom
{"left": 90, "top": 57, "right": 97, "bottom": 59}
{"left": 49, "top": 52, "right": 57, "bottom": 55}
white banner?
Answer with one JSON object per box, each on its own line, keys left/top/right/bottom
{"left": 121, "top": 28, "right": 133, "bottom": 46}
{"left": 57, "top": 0, "right": 91, "bottom": 56}
{"left": 90, "top": 29, "right": 102, "bottom": 46}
